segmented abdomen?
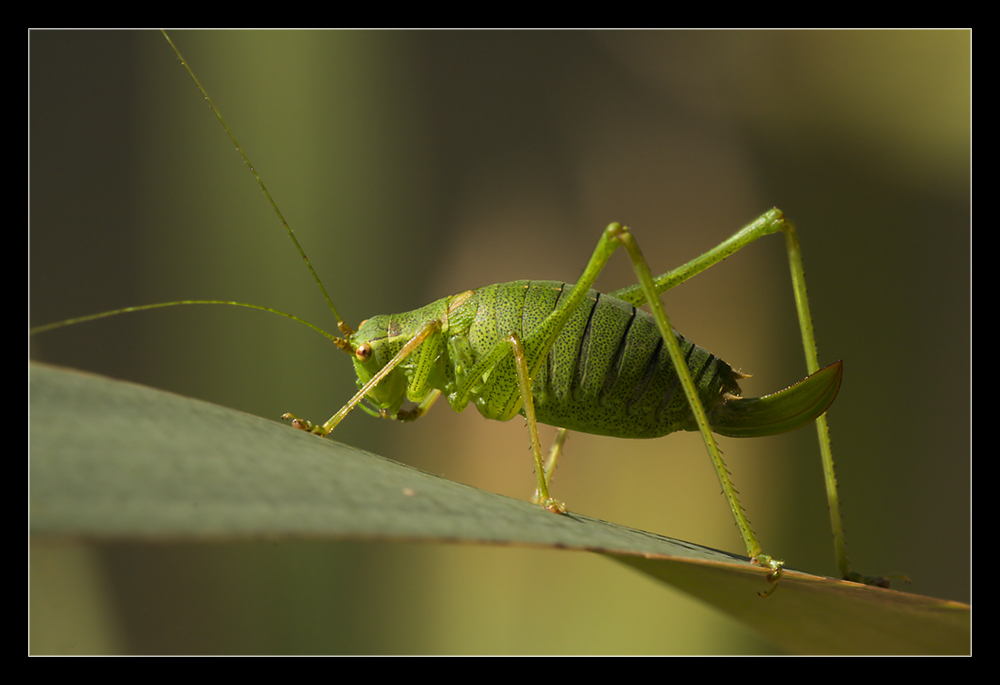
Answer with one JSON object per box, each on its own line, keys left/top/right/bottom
{"left": 468, "top": 280, "right": 742, "bottom": 438}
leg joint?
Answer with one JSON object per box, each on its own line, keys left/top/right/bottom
{"left": 604, "top": 222, "right": 628, "bottom": 242}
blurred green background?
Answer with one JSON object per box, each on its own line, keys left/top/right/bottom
{"left": 30, "top": 30, "right": 969, "bottom": 654}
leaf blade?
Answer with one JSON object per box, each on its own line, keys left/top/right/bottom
{"left": 29, "top": 363, "right": 969, "bottom": 654}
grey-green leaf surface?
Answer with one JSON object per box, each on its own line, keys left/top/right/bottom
{"left": 29, "top": 363, "right": 969, "bottom": 654}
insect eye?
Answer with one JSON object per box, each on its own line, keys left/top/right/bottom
{"left": 355, "top": 343, "right": 373, "bottom": 362}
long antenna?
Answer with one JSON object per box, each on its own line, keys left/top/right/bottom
{"left": 160, "top": 30, "right": 354, "bottom": 340}
{"left": 30, "top": 300, "right": 343, "bottom": 345}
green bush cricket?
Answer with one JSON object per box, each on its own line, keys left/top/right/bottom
{"left": 29, "top": 34, "right": 900, "bottom": 596}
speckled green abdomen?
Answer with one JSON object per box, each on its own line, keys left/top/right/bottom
{"left": 465, "top": 280, "right": 742, "bottom": 438}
